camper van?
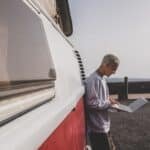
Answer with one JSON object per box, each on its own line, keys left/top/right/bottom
{"left": 0, "top": 0, "right": 86, "bottom": 149}
{"left": 1, "top": 0, "right": 150, "bottom": 150}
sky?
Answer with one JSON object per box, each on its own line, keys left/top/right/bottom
{"left": 68, "top": 0, "right": 150, "bottom": 78}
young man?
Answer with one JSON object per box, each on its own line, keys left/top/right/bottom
{"left": 84, "top": 54, "right": 120, "bottom": 150}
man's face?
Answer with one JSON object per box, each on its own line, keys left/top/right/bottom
{"left": 105, "top": 64, "right": 118, "bottom": 77}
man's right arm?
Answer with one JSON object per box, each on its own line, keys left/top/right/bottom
{"left": 85, "top": 79, "right": 111, "bottom": 110}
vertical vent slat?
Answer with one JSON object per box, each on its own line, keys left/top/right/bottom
{"left": 74, "top": 50, "right": 86, "bottom": 81}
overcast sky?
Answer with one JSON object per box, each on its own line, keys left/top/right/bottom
{"left": 69, "top": 0, "right": 150, "bottom": 78}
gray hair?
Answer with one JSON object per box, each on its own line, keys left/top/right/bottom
{"left": 101, "top": 54, "right": 120, "bottom": 66}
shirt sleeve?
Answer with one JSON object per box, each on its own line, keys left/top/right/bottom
{"left": 85, "top": 78, "right": 111, "bottom": 110}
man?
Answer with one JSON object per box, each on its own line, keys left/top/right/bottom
{"left": 84, "top": 54, "right": 120, "bottom": 150}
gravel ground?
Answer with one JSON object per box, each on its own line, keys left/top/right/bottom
{"left": 110, "top": 101, "right": 150, "bottom": 150}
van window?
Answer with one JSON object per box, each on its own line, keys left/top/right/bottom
{"left": 0, "top": 1, "right": 56, "bottom": 97}
{"left": 0, "top": 0, "right": 56, "bottom": 126}
{"left": 32, "top": 0, "right": 73, "bottom": 36}
{"left": 56, "top": 0, "right": 73, "bottom": 36}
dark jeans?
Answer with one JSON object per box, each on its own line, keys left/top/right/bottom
{"left": 89, "top": 132, "right": 116, "bottom": 150}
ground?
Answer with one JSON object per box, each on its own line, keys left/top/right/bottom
{"left": 110, "top": 101, "right": 150, "bottom": 150}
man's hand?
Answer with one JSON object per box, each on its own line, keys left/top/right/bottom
{"left": 109, "top": 97, "right": 119, "bottom": 105}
